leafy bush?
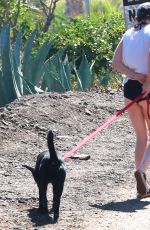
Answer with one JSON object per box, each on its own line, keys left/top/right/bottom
{"left": 44, "top": 12, "right": 125, "bottom": 84}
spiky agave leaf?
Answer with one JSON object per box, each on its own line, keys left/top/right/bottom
{"left": 73, "top": 52, "right": 93, "bottom": 91}
{"left": 63, "top": 54, "right": 72, "bottom": 90}
{"left": 22, "top": 29, "right": 36, "bottom": 93}
{"left": 100, "top": 66, "right": 111, "bottom": 87}
{"left": 11, "top": 31, "right": 23, "bottom": 96}
{"left": 0, "top": 70, "right": 8, "bottom": 107}
{"left": 73, "top": 63, "right": 83, "bottom": 91}
{"left": 31, "top": 40, "right": 54, "bottom": 85}
{"left": 0, "top": 25, "right": 18, "bottom": 103}
{"left": 78, "top": 52, "right": 93, "bottom": 90}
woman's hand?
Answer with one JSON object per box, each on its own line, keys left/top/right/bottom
{"left": 128, "top": 73, "right": 146, "bottom": 83}
{"left": 136, "top": 76, "right": 147, "bottom": 84}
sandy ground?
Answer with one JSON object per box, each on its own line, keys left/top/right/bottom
{"left": 1, "top": 91, "right": 150, "bottom": 230}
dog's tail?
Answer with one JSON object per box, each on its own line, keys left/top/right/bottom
{"left": 47, "top": 130, "right": 58, "bottom": 161}
{"left": 22, "top": 165, "right": 34, "bottom": 175}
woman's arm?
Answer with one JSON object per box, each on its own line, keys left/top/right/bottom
{"left": 112, "top": 41, "right": 146, "bottom": 84}
{"left": 147, "top": 49, "right": 150, "bottom": 81}
{"left": 142, "top": 49, "right": 150, "bottom": 96}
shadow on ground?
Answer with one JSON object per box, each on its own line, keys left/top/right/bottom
{"left": 27, "top": 208, "right": 54, "bottom": 227}
{"left": 90, "top": 198, "right": 150, "bottom": 213}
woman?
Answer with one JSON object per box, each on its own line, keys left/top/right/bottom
{"left": 112, "top": 2, "right": 150, "bottom": 198}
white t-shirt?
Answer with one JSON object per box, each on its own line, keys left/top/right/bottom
{"left": 122, "top": 24, "right": 150, "bottom": 82}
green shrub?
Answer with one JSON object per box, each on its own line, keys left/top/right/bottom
{"left": 45, "top": 12, "right": 125, "bottom": 82}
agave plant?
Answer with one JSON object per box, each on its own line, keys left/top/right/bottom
{"left": 0, "top": 24, "right": 94, "bottom": 107}
{"left": 0, "top": 25, "right": 58, "bottom": 106}
{"left": 43, "top": 50, "right": 72, "bottom": 92}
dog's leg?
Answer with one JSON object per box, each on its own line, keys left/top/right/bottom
{"left": 52, "top": 168, "right": 66, "bottom": 221}
{"left": 38, "top": 184, "right": 48, "bottom": 214}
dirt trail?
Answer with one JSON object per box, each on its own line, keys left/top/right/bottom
{"left": 0, "top": 91, "right": 150, "bottom": 230}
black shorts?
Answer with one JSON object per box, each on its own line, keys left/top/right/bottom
{"left": 123, "top": 79, "right": 143, "bottom": 100}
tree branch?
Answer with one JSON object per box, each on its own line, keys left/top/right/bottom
{"left": 41, "top": 0, "right": 60, "bottom": 33}
{"left": 40, "top": 0, "right": 49, "bottom": 16}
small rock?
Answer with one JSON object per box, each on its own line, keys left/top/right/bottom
{"left": 85, "top": 109, "right": 92, "bottom": 116}
{"left": 70, "top": 154, "right": 90, "bottom": 160}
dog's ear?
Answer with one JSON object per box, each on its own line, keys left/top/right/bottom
{"left": 22, "top": 165, "right": 34, "bottom": 174}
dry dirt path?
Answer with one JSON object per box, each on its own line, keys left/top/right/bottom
{"left": 0, "top": 91, "right": 150, "bottom": 230}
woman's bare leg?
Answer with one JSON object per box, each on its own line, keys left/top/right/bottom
{"left": 125, "top": 98, "right": 148, "bottom": 169}
{"left": 125, "top": 98, "right": 149, "bottom": 196}
{"left": 138, "top": 100, "right": 150, "bottom": 173}
{"left": 139, "top": 145, "right": 150, "bottom": 172}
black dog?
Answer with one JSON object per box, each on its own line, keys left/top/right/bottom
{"left": 23, "top": 130, "right": 66, "bottom": 222}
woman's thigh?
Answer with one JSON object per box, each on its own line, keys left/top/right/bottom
{"left": 138, "top": 100, "right": 150, "bottom": 132}
{"left": 125, "top": 98, "right": 147, "bottom": 139}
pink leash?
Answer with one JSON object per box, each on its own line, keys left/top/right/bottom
{"left": 63, "top": 93, "right": 144, "bottom": 161}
